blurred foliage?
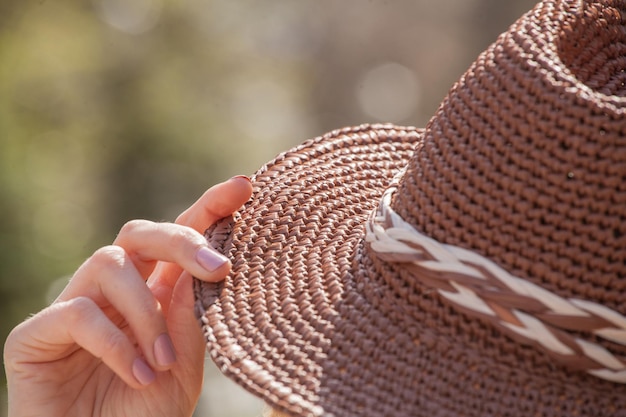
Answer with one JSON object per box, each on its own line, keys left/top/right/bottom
{"left": 0, "top": 0, "right": 537, "bottom": 415}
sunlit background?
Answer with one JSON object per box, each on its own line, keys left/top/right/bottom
{"left": 0, "top": 0, "right": 537, "bottom": 415}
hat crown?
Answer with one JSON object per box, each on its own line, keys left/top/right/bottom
{"left": 390, "top": 0, "right": 626, "bottom": 309}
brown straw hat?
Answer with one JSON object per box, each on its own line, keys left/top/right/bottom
{"left": 194, "top": 0, "right": 626, "bottom": 415}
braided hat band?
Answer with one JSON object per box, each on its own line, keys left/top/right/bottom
{"left": 196, "top": 0, "right": 626, "bottom": 415}
{"left": 366, "top": 171, "right": 626, "bottom": 384}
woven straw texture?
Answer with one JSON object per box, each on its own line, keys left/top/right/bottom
{"left": 195, "top": 0, "right": 626, "bottom": 416}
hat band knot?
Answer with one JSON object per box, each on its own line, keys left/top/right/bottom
{"left": 365, "top": 171, "right": 626, "bottom": 384}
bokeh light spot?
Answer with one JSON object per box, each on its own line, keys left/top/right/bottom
{"left": 93, "top": 0, "right": 163, "bottom": 34}
{"left": 356, "top": 62, "right": 420, "bottom": 123}
{"left": 229, "top": 78, "right": 310, "bottom": 142}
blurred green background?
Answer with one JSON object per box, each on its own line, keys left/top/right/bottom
{"left": 0, "top": 0, "right": 537, "bottom": 415}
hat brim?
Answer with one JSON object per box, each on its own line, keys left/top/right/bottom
{"left": 195, "top": 124, "right": 423, "bottom": 415}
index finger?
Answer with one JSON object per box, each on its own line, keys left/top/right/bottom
{"left": 149, "top": 176, "right": 252, "bottom": 294}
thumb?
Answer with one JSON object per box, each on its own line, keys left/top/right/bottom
{"left": 167, "top": 272, "right": 205, "bottom": 399}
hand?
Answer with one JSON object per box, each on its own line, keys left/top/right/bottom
{"left": 3, "top": 176, "right": 253, "bottom": 417}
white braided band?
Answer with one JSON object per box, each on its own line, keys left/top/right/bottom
{"left": 365, "top": 173, "right": 626, "bottom": 383}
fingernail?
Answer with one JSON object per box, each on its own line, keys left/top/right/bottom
{"left": 154, "top": 333, "right": 177, "bottom": 367}
{"left": 132, "top": 358, "right": 156, "bottom": 386}
{"left": 230, "top": 175, "right": 251, "bottom": 183}
{"left": 196, "top": 246, "right": 229, "bottom": 272}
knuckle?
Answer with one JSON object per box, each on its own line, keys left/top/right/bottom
{"left": 65, "top": 297, "right": 128, "bottom": 359}
{"left": 99, "top": 330, "right": 128, "bottom": 359}
{"left": 66, "top": 296, "right": 98, "bottom": 324}
{"left": 118, "top": 219, "right": 151, "bottom": 238}
{"left": 167, "top": 226, "right": 202, "bottom": 251}
{"left": 133, "top": 296, "right": 160, "bottom": 321}
{"left": 89, "top": 245, "right": 127, "bottom": 271}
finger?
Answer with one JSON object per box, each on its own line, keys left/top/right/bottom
{"left": 168, "top": 272, "right": 203, "bottom": 358}
{"left": 8, "top": 297, "right": 155, "bottom": 389}
{"left": 57, "top": 246, "right": 176, "bottom": 371}
{"left": 176, "top": 175, "right": 252, "bottom": 233}
{"left": 165, "top": 272, "right": 205, "bottom": 400}
{"left": 113, "top": 220, "right": 230, "bottom": 282}
{"left": 151, "top": 176, "right": 252, "bottom": 294}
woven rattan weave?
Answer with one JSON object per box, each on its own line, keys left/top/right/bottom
{"left": 195, "top": 0, "right": 626, "bottom": 416}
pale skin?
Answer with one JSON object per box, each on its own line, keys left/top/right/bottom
{"left": 3, "top": 176, "right": 253, "bottom": 417}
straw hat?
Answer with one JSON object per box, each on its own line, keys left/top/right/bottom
{"left": 194, "top": 0, "right": 626, "bottom": 415}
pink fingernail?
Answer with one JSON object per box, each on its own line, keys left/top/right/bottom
{"left": 230, "top": 175, "right": 251, "bottom": 183}
{"left": 196, "top": 246, "right": 229, "bottom": 272}
{"left": 132, "top": 358, "right": 155, "bottom": 386}
{"left": 154, "top": 333, "right": 176, "bottom": 367}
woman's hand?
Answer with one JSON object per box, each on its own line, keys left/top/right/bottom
{"left": 3, "top": 176, "right": 253, "bottom": 417}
